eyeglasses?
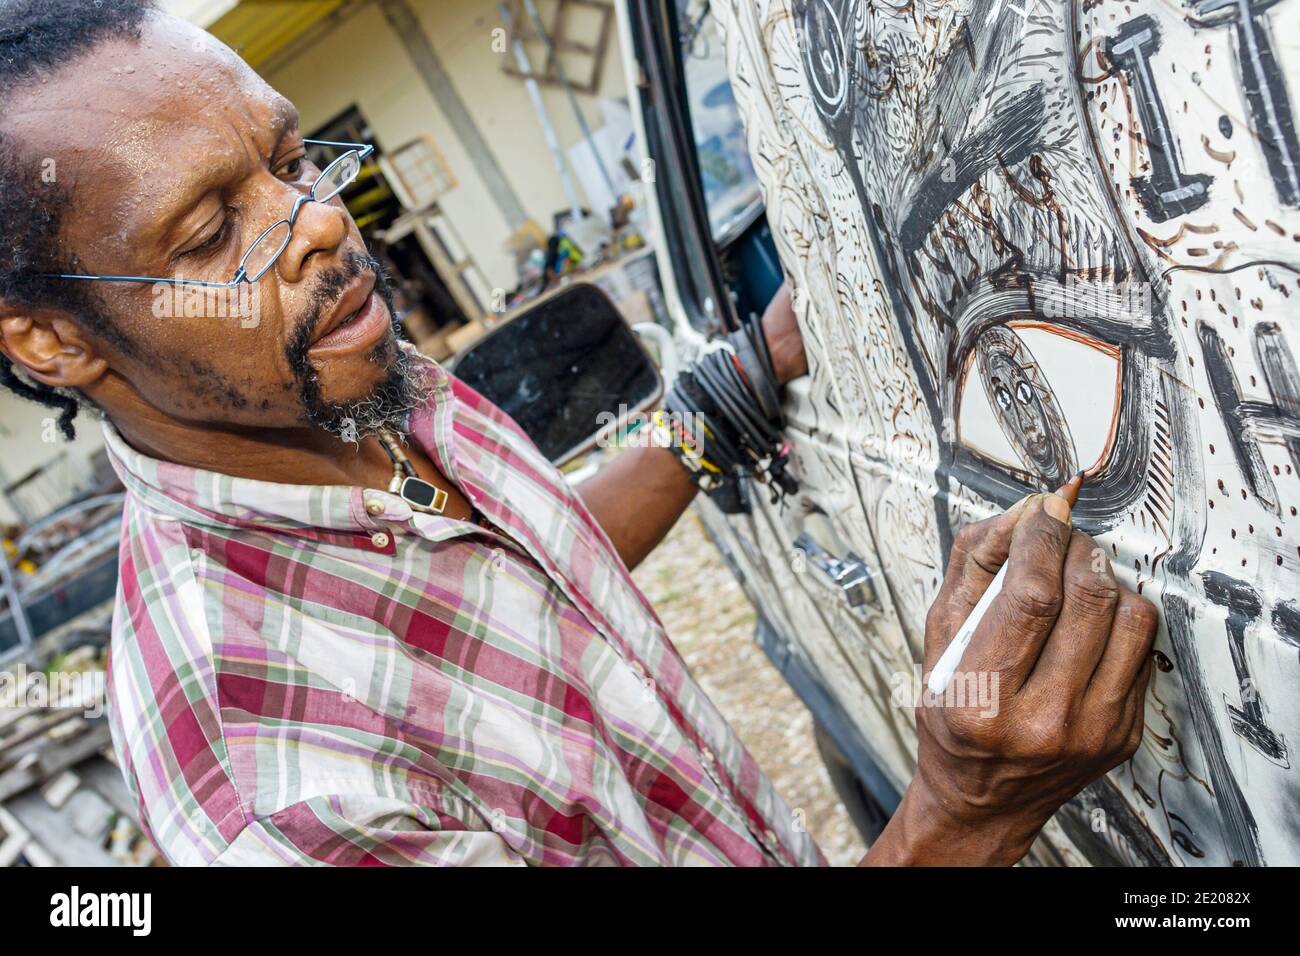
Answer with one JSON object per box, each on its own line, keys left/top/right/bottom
{"left": 43, "top": 139, "right": 375, "bottom": 289}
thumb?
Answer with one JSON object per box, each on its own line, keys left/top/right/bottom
{"left": 961, "top": 490, "right": 1075, "bottom": 691}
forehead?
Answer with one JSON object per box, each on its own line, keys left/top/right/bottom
{"left": 2, "top": 14, "right": 288, "bottom": 219}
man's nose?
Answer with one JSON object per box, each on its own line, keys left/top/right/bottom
{"left": 274, "top": 198, "right": 348, "bottom": 283}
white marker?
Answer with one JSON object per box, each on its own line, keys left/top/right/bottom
{"left": 927, "top": 475, "right": 1082, "bottom": 697}
{"left": 928, "top": 562, "right": 1009, "bottom": 696}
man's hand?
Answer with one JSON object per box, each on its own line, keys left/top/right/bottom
{"left": 862, "top": 491, "right": 1158, "bottom": 866}
{"left": 760, "top": 282, "right": 807, "bottom": 385}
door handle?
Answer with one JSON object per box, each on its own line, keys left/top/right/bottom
{"left": 793, "top": 533, "right": 878, "bottom": 610}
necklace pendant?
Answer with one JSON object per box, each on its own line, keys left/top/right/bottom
{"left": 398, "top": 476, "right": 448, "bottom": 514}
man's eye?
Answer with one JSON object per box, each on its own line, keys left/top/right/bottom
{"left": 185, "top": 218, "right": 231, "bottom": 257}
{"left": 278, "top": 157, "right": 305, "bottom": 179}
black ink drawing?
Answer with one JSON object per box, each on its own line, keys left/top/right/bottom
{"left": 711, "top": 0, "right": 1300, "bottom": 864}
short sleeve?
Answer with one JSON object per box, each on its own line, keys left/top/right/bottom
{"left": 211, "top": 794, "right": 523, "bottom": 867}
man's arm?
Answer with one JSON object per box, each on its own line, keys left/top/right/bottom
{"left": 577, "top": 283, "right": 807, "bottom": 570}
{"left": 860, "top": 489, "right": 1158, "bottom": 865}
{"left": 576, "top": 440, "right": 700, "bottom": 571}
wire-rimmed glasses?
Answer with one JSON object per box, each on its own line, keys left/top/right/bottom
{"left": 42, "top": 139, "right": 375, "bottom": 288}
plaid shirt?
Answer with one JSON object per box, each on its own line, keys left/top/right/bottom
{"left": 103, "top": 350, "right": 825, "bottom": 866}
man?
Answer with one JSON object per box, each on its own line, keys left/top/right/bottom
{"left": 0, "top": 0, "right": 1155, "bottom": 865}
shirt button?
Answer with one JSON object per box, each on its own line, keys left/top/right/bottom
{"left": 701, "top": 748, "right": 715, "bottom": 766}
{"left": 371, "top": 532, "right": 391, "bottom": 549}
{"left": 764, "top": 828, "right": 777, "bottom": 846}
{"left": 189, "top": 549, "right": 203, "bottom": 562}
{"left": 364, "top": 498, "right": 385, "bottom": 516}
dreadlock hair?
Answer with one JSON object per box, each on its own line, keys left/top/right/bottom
{"left": 0, "top": 0, "right": 155, "bottom": 439}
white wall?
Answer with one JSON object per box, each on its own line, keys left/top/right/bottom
{"left": 0, "top": 397, "right": 105, "bottom": 526}
{"left": 412, "top": 0, "right": 630, "bottom": 225}
{"left": 259, "top": 0, "right": 632, "bottom": 292}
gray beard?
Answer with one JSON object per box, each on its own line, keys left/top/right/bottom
{"left": 299, "top": 333, "right": 431, "bottom": 445}
{"left": 286, "top": 250, "right": 430, "bottom": 444}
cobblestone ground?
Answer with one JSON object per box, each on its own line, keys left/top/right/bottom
{"left": 632, "top": 511, "right": 868, "bottom": 867}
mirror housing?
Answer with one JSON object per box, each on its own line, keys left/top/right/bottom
{"left": 450, "top": 283, "right": 664, "bottom": 465}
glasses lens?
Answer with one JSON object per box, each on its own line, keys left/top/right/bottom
{"left": 243, "top": 220, "right": 291, "bottom": 279}
{"left": 314, "top": 152, "right": 360, "bottom": 202}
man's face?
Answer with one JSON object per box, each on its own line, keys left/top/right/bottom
{"left": 4, "top": 14, "right": 415, "bottom": 437}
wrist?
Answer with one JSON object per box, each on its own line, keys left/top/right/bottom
{"left": 757, "top": 282, "right": 806, "bottom": 386}
{"left": 766, "top": 334, "right": 806, "bottom": 386}
{"left": 862, "top": 781, "right": 1041, "bottom": 866}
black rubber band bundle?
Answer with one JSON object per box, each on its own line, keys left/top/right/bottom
{"left": 659, "top": 311, "right": 798, "bottom": 514}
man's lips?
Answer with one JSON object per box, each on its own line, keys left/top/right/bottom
{"left": 312, "top": 272, "right": 376, "bottom": 343}
{"left": 308, "top": 273, "right": 388, "bottom": 355}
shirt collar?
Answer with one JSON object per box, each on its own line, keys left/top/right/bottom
{"left": 102, "top": 348, "right": 456, "bottom": 539}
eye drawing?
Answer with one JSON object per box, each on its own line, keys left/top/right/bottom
{"left": 957, "top": 323, "right": 1124, "bottom": 491}
{"left": 976, "top": 325, "right": 1078, "bottom": 488}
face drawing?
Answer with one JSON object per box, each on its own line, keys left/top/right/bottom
{"left": 972, "top": 323, "right": 1081, "bottom": 488}
{"left": 712, "top": 0, "right": 1300, "bottom": 863}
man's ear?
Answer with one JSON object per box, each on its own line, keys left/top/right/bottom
{"left": 0, "top": 309, "right": 109, "bottom": 389}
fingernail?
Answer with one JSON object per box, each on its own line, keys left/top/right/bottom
{"left": 1054, "top": 472, "right": 1084, "bottom": 508}
{"left": 1043, "top": 493, "right": 1071, "bottom": 525}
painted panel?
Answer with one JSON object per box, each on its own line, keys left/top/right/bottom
{"left": 711, "top": 0, "right": 1300, "bottom": 864}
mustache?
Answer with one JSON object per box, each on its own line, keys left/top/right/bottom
{"left": 284, "top": 248, "right": 400, "bottom": 381}
{"left": 284, "top": 247, "right": 422, "bottom": 442}
{"left": 288, "top": 248, "right": 386, "bottom": 356}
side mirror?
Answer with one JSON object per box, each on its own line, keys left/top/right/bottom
{"left": 451, "top": 283, "right": 664, "bottom": 465}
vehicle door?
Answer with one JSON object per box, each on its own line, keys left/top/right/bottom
{"left": 705, "top": 0, "right": 1300, "bottom": 866}
{"left": 622, "top": 0, "right": 927, "bottom": 838}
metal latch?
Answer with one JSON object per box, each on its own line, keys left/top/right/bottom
{"left": 793, "top": 533, "right": 878, "bottom": 610}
